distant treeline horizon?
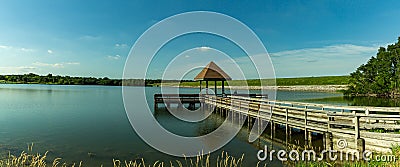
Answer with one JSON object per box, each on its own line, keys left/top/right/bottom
{"left": 0, "top": 73, "right": 123, "bottom": 86}
{"left": 0, "top": 73, "right": 350, "bottom": 86}
{"left": 0, "top": 73, "right": 195, "bottom": 86}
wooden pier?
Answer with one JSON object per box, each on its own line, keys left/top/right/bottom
{"left": 154, "top": 94, "right": 400, "bottom": 153}
{"left": 154, "top": 94, "right": 201, "bottom": 109}
{"left": 154, "top": 93, "right": 265, "bottom": 110}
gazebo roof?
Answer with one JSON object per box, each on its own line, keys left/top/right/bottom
{"left": 194, "top": 61, "right": 232, "bottom": 81}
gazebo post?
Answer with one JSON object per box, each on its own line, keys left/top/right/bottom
{"left": 222, "top": 80, "right": 225, "bottom": 95}
{"left": 206, "top": 80, "right": 209, "bottom": 94}
{"left": 199, "top": 80, "right": 202, "bottom": 92}
{"left": 214, "top": 80, "right": 217, "bottom": 95}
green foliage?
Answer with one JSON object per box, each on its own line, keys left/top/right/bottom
{"left": 154, "top": 76, "right": 349, "bottom": 87}
{"left": 345, "top": 37, "right": 400, "bottom": 97}
{"left": 391, "top": 143, "right": 400, "bottom": 156}
{"left": 275, "top": 76, "right": 349, "bottom": 86}
{"left": 0, "top": 73, "right": 122, "bottom": 86}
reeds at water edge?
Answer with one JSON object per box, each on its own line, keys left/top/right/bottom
{"left": 0, "top": 145, "right": 244, "bottom": 167}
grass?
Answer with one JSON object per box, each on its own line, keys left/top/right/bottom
{"left": 0, "top": 146, "right": 244, "bottom": 167}
{"left": 114, "top": 151, "right": 244, "bottom": 167}
{"left": 154, "top": 76, "right": 350, "bottom": 87}
{"left": 0, "top": 143, "right": 78, "bottom": 167}
{"left": 295, "top": 158, "right": 400, "bottom": 167}
{"left": 275, "top": 76, "right": 349, "bottom": 86}
{"left": 367, "top": 128, "right": 400, "bottom": 134}
{"left": 2, "top": 143, "right": 400, "bottom": 167}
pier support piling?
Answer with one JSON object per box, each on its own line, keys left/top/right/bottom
{"left": 357, "top": 138, "right": 365, "bottom": 159}
{"left": 308, "top": 131, "right": 313, "bottom": 147}
{"left": 270, "top": 121, "right": 275, "bottom": 140}
{"left": 325, "top": 132, "right": 333, "bottom": 150}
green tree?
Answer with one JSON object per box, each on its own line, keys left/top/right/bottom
{"left": 345, "top": 37, "right": 400, "bottom": 97}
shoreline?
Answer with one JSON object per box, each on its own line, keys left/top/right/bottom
{"left": 172, "top": 85, "right": 348, "bottom": 92}
{"left": 0, "top": 83, "right": 348, "bottom": 92}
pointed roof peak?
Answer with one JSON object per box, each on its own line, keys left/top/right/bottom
{"left": 194, "top": 61, "right": 232, "bottom": 81}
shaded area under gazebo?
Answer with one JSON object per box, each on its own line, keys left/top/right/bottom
{"left": 194, "top": 61, "right": 231, "bottom": 95}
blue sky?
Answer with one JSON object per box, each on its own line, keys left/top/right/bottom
{"left": 1, "top": 0, "right": 400, "bottom": 79}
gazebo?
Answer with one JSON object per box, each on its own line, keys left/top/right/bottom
{"left": 194, "top": 61, "right": 231, "bottom": 95}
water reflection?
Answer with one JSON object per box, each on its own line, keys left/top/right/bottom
{"left": 2, "top": 84, "right": 397, "bottom": 166}
{"left": 344, "top": 96, "right": 400, "bottom": 107}
{"left": 301, "top": 96, "right": 400, "bottom": 107}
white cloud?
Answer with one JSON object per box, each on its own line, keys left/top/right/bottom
{"left": 115, "top": 43, "right": 128, "bottom": 48}
{"left": 20, "top": 48, "right": 34, "bottom": 52}
{"left": 79, "top": 35, "right": 101, "bottom": 41}
{"left": 33, "top": 62, "right": 64, "bottom": 68}
{"left": 0, "top": 45, "right": 34, "bottom": 52}
{"left": 107, "top": 55, "right": 121, "bottom": 60}
{"left": 267, "top": 44, "right": 378, "bottom": 77}
{"left": 0, "top": 66, "right": 37, "bottom": 75}
{"left": 197, "top": 46, "right": 211, "bottom": 52}
{"left": 211, "top": 44, "right": 379, "bottom": 78}
{"left": 65, "top": 62, "right": 80, "bottom": 65}
{"left": 32, "top": 61, "right": 80, "bottom": 68}
{"left": 47, "top": 50, "right": 53, "bottom": 54}
{"left": 0, "top": 45, "right": 12, "bottom": 49}
{"left": 270, "top": 44, "right": 377, "bottom": 59}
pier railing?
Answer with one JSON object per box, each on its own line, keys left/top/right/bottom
{"left": 204, "top": 95, "right": 400, "bottom": 153}
{"left": 153, "top": 93, "right": 400, "bottom": 153}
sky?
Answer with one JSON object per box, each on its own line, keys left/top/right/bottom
{"left": 1, "top": 0, "right": 400, "bottom": 79}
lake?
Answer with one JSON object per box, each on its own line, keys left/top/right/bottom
{"left": 0, "top": 84, "right": 394, "bottom": 166}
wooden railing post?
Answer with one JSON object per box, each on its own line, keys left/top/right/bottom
{"left": 154, "top": 95, "right": 157, "bottom": 113}
{"left": 304, "top": 106, "right": 308, "bottom": 124}
{"left": 354, "top": 115, "right": 365, "bottom": 155}
{"left": 355, "top": 115, "right": 360, "bottom": 146}
{"left": 285, "top": 108, "right": 289, "bottom": 146}
{"left": 285, "top": 108, "right": 289, "bottom": 122}
{"left": 231, "top": 98, "right": 234, "bottom": 123}
{"left": 365, "top": 109, "right": 370, "bottom": 123}
{"left": 304, "top": 106, "right": 309, "bottom": 146}
{"left": 220, "top": 97, "right": 222, "bottom": 108}
{"left": 270, "top": 106, "right": 273, "bottom": 118}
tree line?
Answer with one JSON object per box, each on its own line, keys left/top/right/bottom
{"left": 0, "top": 73, "right": 192, "bottom": 86}
{"left": 0, "top": 73, "right": 122, "bottom": 86}
{"left": 345, "top": 37, "right": 400, "bottom": 97}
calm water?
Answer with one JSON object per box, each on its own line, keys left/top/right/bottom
{"left": 0, "top": 84, "right": 393, "bottom": 166}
